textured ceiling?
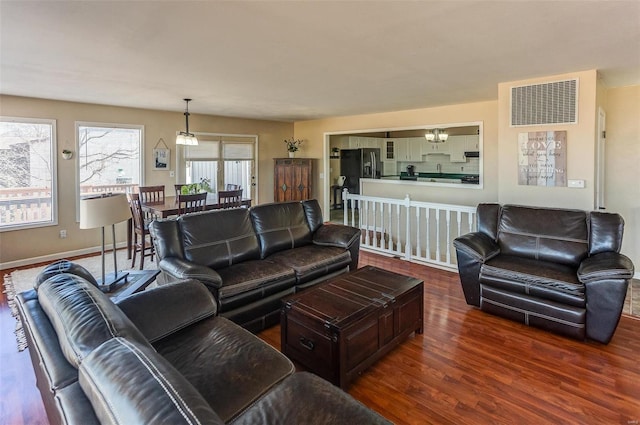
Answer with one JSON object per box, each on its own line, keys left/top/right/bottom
{"left": 1, "top": 1, "right": 639, "bottom": 121}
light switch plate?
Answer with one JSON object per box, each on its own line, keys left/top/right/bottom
{"left": 568, "top": 179, "right": 585, "bottom": 188}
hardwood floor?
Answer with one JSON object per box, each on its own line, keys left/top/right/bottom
{"left": 2, "top": 251, "right": 639, "bottom": 424}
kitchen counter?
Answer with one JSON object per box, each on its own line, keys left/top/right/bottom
{"left": 390, "top": 172, "right": 480, "bottom": 184}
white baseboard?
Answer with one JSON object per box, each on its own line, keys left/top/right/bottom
{"left": 0, "top": 242, "right": 128, "bottom": 271}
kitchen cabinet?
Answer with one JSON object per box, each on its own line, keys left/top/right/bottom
{"left": 422, "top": 138, "right": 450, "bottom": 155}
{"left": 348, "top": 137, "right": 382, "bottom": 149}
{"left": 274, "top": 158, "right": 313, "bottom": 202}
{"left": 395, "top": 138, "right": 423, "bottom": 162}
{"left": 465, "top": 135, "right": 480, "bottom": 151}
{"left": 447, "top": 136, "right": 466, "bottom": 162}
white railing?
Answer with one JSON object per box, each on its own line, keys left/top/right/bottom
{"left": 342, "top": 190, "right": 477, "bottom": 270}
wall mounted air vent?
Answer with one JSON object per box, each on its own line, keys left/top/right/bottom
{"left": 510, "top": 79, "right": 578, "bottom": 126}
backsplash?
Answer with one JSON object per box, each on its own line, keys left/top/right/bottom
{"left": 397, "top": 157, "right": 480, "bottom": 175}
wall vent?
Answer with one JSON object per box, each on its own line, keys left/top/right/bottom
{"left": 510, "top": 79, "right": 578, "bottom": 126}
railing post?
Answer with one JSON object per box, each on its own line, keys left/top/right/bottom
{"left": 404, "top": 194, "right": 411, "bottom": 261}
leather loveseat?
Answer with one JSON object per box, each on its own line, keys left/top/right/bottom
{"left": 16, "top": 261, "right": 391, "bottom": 425}
{"left": 453, "top": 203, "right": 634, "bottom": 344}
{"left": 150, "top": 199, "right": 361, "bottom": 332}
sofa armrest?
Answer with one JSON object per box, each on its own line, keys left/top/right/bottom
{"left": 453, "top": 232, "right": 500, "bottom": 307}
{"left": 116, "top": 279, "right": 217, "bottom": 343}
{"left": 578, "top": 252, "right": 634, "bottom": 343}
{"left": 313, "top": 223, "right": 360, "bottom": 248}
{"left": 453, "top": 232, "right": 500, "bottom": 263}
{"left": 158, "top": 257, "right": 223, "bottom": 289}
{"left": 313, "top": 224, "right": 361, "bottom": 270}
{"left": 577, "top": 252, "right": 634, "bottom": 283}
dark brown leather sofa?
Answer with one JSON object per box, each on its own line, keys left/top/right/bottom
{"left": 453, "top": 203, "right": 634, "bottom": 344}
{"left": 150, "top": 199, "right": 361, "bottom": 332}
{"left": 16, "top": 261, "right": 391, "bottom": 425}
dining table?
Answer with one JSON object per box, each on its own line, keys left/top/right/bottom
{"left": 126, "top": 195, "right": 251, "bottom": 259}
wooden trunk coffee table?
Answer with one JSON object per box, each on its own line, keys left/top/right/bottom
{"left": 281, "top": 265, "right": 423, "bottom": 389}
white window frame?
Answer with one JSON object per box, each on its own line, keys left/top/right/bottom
{"left": 0, "top": 116, "right": 58, "bottom": 232}
{"left": 75, "top": 122, "right": 144, "bottom": 219}
{"left": 176, "top": 132, "right": 259, "bottom": 203}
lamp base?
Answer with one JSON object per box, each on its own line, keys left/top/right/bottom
{"left": 97, "top": 271, "right": 129, "bottom": 293}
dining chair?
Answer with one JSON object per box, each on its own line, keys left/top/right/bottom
{"left": 225, "top": 183, "right": 242, "bottom": 191}
{"left": 177, "top": 192, "right": 208, "bottom": 215}
{"left": 174, "top": 184, "right": 186, "bottom": 196}
{"left": 138, "top": 185, "right": 165, "bottom": 204}
{"left": 218, "top": 189, "right": 243, "bottom": 209}
{"left": 138, "top": 185, "right": 165, "bottom": 220}
{"left": 128, "top": 193, "right": 155, "bottom": 270}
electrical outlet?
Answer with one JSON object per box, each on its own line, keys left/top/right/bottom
{"left": 59, "top": 229, "right": 67, "bottom": 238}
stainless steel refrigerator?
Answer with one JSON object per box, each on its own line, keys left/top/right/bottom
{"left": 339, "top": 148, "right": 381, "bottom": 194}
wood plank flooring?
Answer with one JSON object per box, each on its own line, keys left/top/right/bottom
{"left": 2, "top": 251, "right": 639, "bottom": 424}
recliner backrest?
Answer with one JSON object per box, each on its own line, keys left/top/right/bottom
{"left": 178, "top": 208, "right": 260, "bottom": 269}
{"left": 250, "top": 201, "right": 312, "bottom": 259}
{"left": 497, "top": 204, "right": 588, "bottom": 267}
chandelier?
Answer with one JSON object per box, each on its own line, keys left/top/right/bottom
{"left": 176, "top": 98, "right": 198, "bottom": 146}
{"left": 424, "top": 129, "right": 448, "bottom": 143}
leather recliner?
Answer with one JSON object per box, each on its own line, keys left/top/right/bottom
{"left": 453, "top": 203, "right": 634, "bottom": 344}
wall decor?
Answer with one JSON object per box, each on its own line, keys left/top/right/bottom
{"left": 518, "top": 131, "right": 567, "bottom": 186}
{"left": 152, "top": 138, "right": 170, "bottom": 170}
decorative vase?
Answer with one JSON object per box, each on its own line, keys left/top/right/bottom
{"left": 288, "top": 151, "right": 295, "bottom": 158}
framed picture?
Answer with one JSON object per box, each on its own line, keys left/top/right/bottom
{"left": 153, "top": 148, "right": 170, "bottom": 170}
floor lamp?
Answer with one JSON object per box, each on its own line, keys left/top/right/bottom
{"left": 80, "top": 193, "right": 132, "bottom": 292}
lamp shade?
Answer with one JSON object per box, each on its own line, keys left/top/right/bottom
{"left": 80, "top": 193, "right": 131, "bottom": 229}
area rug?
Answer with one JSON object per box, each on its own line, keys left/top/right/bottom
{"left": 3, "top": 250, "right": 157, "bottom": 351}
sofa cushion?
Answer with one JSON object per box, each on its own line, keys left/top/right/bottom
{"left": 230, "top": 372, "right": 392, "bottom": 425}
{"left": 37, "top": 273, "right": 151, "bottom": 368}
{"left": 480, "top": 255, "right": 585, "bottom": 307}
{"left": 250, "top": 202, "right": 312, "bottom": 259}
{"left": 79, "top": 337, "right": 223, "bottom": 425}
{"left": 589, "top": 211, "right": 625, "bottom": 255}
{"left": 498, "top": 205, "right": 588, "bottom": 267}
{"left": 154, "top": 316, "right": 295, "bottom": 423}
{"left": 216, "top": 260, "right": 296, "bottom": 309}
{"left": 267, "top": 245, "right": 352, "bottom": 285}
{"left": 35, "top": 259, "right": 99, "bottom": 289}
{"left": 179, "top": 208, "right": 260, "bottom": 269}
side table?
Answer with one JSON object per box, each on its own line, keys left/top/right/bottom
{"left": 108, "top": 269, "right": 160, "bottom": 303}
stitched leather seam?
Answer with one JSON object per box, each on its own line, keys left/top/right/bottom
{"left": 117, "top": 338, "right": 201, "bottom": 425}
{"left": 500, "top": 229, "right": 587, "bottom": 244}
{"left": 184, "top": 233, "right": 255, "bottom": 250}
{"left": 148, "top": 311, "right": 215, "bottom": 343}
{"left": 482, "top": 298, "right": 585, "bottom": 328}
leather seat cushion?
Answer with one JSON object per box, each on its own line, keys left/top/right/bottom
{"left": 230, "top": 372, "right": 392, "bottom": 425}
{"left": 216, "top": 260, "right": 296, "bottom": 311}
{"left": 480, "top": 255, "right": 585, "bottom": 307}
{"left": 154, "top": 316, "right": 295, "bottom": 423}
{"left": 267, "top": 245, "right": 352, "bottom": 284}
{"left": 480, "top": 285, "right": 586, "bottom": 340}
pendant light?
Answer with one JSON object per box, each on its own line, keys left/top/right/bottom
{"left": 176, "top": 98, "right": 198, "bottom": 146}
{"left": 424, "top": 129, "right": 448, "bottom": 143}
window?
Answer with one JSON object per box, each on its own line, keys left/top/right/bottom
{"left": 76, "top": 123, "right": 143, "bottom": 201}
{"left": 0, "top": 117, "right": 57, "bottom": 231}
{"left": 178, "top": 133, "right": 256, "bottom": 200}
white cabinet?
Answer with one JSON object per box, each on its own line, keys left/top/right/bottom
{"left": 465, "top": 135, "right": 480, "bottom": 151}
{"left": 394, "top": 138, "right": 423, "bottom": 162}
{"left": 422, "top": 138, "right": 450, "bottom": 155}
{"left": 447, "top": 136, "right": 466, "bottom": 162}
{"left": 348, "top": 137, "right": 382, "bottom": 149}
